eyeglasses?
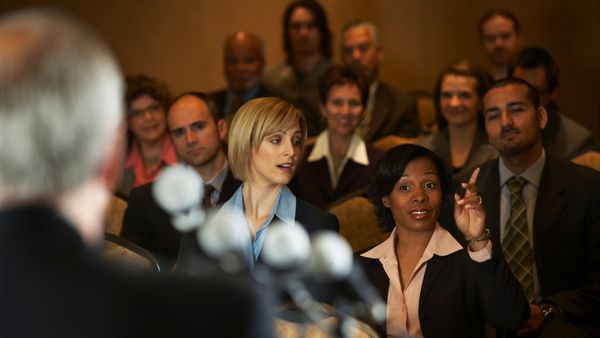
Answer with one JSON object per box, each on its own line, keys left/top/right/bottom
{"left": 128, "top": 103, "right": 163, "bottom": 119}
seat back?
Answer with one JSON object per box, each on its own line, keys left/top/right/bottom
{"left": 104, "top": 233, "right": 161, "bottom": 272}
{"left": 328, "top": 196, "right": 388, "bottom": 253}
{"left": 105, "top": 194, "right": 127, "bottom": 235}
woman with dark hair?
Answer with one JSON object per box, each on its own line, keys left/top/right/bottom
{"left": 290, "top": 65, "right": 383, "bottom": 208}
{"left": 418, "top": 60, "right": 497, "bottom": 176}
{"left": 119, "top": 74, "right": 176, "bottom": 197}
{"left": 360, "top": 144, "right": 529, "bottom": 337}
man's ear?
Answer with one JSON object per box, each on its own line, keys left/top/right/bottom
{"left": 217, "top": 118, "right": 228, "bottom": 141}
{"left": 537, "top": 106, "right": 548, "bottom": 130}
{"left": 98, "top": 120, "right": 126, "bottom": 191}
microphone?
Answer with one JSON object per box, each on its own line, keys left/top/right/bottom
{"left": 152, "top": 164, "right": 205, "bottom": 232}
{"left": 306, "top": 231, "right": 386, "bottom": 326}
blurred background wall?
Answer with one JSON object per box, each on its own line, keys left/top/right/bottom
{"left": 2, "top": 0, "right": 599, "bottom": 140}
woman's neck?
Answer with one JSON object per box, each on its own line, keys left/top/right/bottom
{"left": 138, "top": 137, "right": 165, "bottom": 169}
{"left": 328, "top": 131, "right": 353, "bottom": 158}
{"left": 447, "top": 122, "right": 478, "bottom": 169}
{"left": 242, "top": 182, "right": 283, "bottom": 235}
{"left": 395, "top": 226, "right": 434, "bottom": 258}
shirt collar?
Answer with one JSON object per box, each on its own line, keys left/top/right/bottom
{"left": 361, "top": 224, "right": 462, "bottom": 261}
{"left": 307, "top": 130, "right": 369, "bottom": 166}
{"left": 222, "top": 184, "right": 296, "bottom": 227}
{"left": 499, "top": 150, "right": 546, "bottom": 188}
{"left": 227, "top": 85, "right": 261, "bottom": 102}
{"left": 125, "top": 136, "right": 177, "bottom": 168}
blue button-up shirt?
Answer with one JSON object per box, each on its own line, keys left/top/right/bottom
{"left": 217, "top": 184, "right": 297, "bottom": 267}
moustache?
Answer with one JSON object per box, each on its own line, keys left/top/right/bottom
{"left": 501, "top": 125, "right": 519, "bottom": 137}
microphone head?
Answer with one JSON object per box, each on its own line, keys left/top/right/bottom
{"left": 198, "top": 207, "right": 250, "bottom": 257}
{"left": 152, "top": 164, "right": 205, "bottom": 232}
{"left": 261, "top": 221, "right": 310, "bottom": 270}
{"left": 306, "top": 231, "right": 353, "bottom": 281}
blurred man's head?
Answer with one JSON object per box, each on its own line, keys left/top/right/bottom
{"left": 340, "top": 20, "right": 383, "bottom": 83}
{"left": 223, "top": 32, "right": 265, "bottom": 93}
{"left": 0, "top": 9, "right": 123, "bottom": 203}
{"left": 479, "top": 9, "right": 521, "bottom": 69}
{"left": 510, "top": 47, "right": 558, "bottom": 110}
{"left": 282, "top": 0, "right": 331, "bottom": 62}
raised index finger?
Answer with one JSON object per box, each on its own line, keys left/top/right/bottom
{"left": 468, "top": 167, "right": 480, "bottom": 186}
{"left": 462, "top": 167, "right": 480, "bottom": 196}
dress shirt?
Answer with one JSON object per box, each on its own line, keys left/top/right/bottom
{"left": 217, "top": 184, "right": 297, "bottom": 266}
{"left": 222, "top": 85, "right": 262, "bottom": 120}
{"left": 361, "top": 224, "right": 492, "bottom": 338}
{"left": 125, "top": 136, "right": 177, "bottom": 187}
{"left": 307, "top": 131, "right": 369, "bottom": 188}
{"left": 498, "top": 150, "right": 545, "bottom": 301}
{"left": 203, "top": 161, "right": 229, "bottom": 207}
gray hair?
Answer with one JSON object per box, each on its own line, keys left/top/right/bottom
{"left": 0, "top": 9, "right": 123, "bottom": 201}
{"left": 340, "top": 19, "right": 381, "bottom": 47}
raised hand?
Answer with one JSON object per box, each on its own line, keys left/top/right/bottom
{"left": 454, "top": 167, "right": 487, "bottom": 247}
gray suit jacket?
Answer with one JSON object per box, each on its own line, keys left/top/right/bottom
{"left": 543, "top": 106, "right": 595, "bottom": 159}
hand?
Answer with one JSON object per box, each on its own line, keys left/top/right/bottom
{"left": 517, "top": 304, "right": 544, "bottom": 335}
{"left": 454, "top": 167, "right": 486, "bottom": 242}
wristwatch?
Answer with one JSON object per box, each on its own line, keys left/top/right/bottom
{"left": 539, "top": 302, "right": 558, "bottom": 323}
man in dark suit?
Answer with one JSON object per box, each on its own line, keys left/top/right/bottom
{"left": 340, "top": 20, "right": 420, "bottom": 141}
{"left": 121, "top": 92, "right": 241, "bottom": 270}
{"left": 471, "top": 78, "right": 600, "bottom": 337}
{"left": 210, "top": 31, "right": 272, "bottom": 124}
{"left": 0, "top": 9, "right": 272, "bottom": 338}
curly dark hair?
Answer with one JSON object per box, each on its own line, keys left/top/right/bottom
{"left": 282, "top": 0, "right": 332, "bottom": 61}
{"left": 369, "top": 144, "right": 453, "bottom": 232}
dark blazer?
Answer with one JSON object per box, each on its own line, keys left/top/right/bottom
{"left": 120, "top": 169, "right": 241, "bottom": 271}
{"left": 0, "top": 205, "right": 274, "bottom": 338}
{"left": 176, "top": 196, "right": 339, "bottom": 275}
{"left": 364, "top": 82, "right": 420, "bottom": 142}
{"left": 290, "top": 143, "right": 384, "bottom": 209}
{"left": 210, "top": 84, "right": 273, "bottom": 122}
{"left": 474, "top": 157, "right": 600, "bottom": 334}
{"left": 359, "top": 244, "right": 530, "bottom": 338}
{"left": 542, "top": 105, "right": 595, "bottom": 159}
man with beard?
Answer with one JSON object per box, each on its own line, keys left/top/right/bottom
{"left": 479, "top": 9, "right": 522, "bottom": 80}
{"left": 463, "top": 78, "right": 600, "bottom": 337}
{"left": 121, "top": 92, "right": 241, "bottom": 270}
{"left": 340, "top": 20, "right": 420, "bottom": 141}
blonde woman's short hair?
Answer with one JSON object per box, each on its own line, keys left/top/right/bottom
{"left": 228, "top": 97, "right": 307, "bottom": 181}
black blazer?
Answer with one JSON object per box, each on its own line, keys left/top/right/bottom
{"left": 0, "top": 205, "right": 274, "bottom": 338}
{"left": 210, "top": 84, "right": 273, "bottom": 122}
{"left": 290, "top": 143, "right": 384, "bottom": 209}
{"left": 176, "top": 196, "right": 339, "bottom": 275}
{"left": 120, "top": 169, "right": 241, "bottom": 270}
{"left": 359, "top": 243, "right": 530, "bottom": 338}
{"left": 473, "top": 157, "right": 600, "bottom": 332}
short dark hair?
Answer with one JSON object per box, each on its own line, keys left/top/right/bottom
{"left": 478, "top": 9, "right": 520, "bottom": 39}
{"left": 485, "top": 77, "right": 541, "bottom": 109}
{"left": 370, "top": 144, "right": 453, "bottom": 233}
{"left": 125, "top": 74, "right": 171, "bottom": 113}
{"left": 169, "top": 92, "right": 222, "bottom": 123}
{"left": 433, "top": 60, "right": 493, "bottom": 129}
{"left": 509, "top": 47, "right": 559, "bottom": 93}
{"left": 318, "top": 65, "right": 369, "bottom": 106}
{"left": 283, "top": 0, "right": 332, "bottom": 61}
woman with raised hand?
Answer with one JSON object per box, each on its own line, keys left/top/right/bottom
{"left": 360, "top": 144, "right": 529, "bottom": 338}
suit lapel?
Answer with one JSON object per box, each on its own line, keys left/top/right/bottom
{"left": 367, "top": 85, "right": 391, "bottom": 141}
{"left": 419, "top": 255, "right": 445, "bottom": 309}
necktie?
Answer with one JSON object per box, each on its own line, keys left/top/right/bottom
{"left": 502, "top": 176, "right": 534, "bottom": 302}
{"left": 202, "top": 184, "right": 215, "bottom": 209}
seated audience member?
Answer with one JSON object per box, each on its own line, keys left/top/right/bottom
{"left": 0, "top": 9, "right": 273, "bottom": 338}
{"left": 467, "top": 78, "right": 600, "bottom": 337}
{"left": 290, "top": 65, "right": 384, "bottom": 209}
{"left": 418, "top": 60, "right": 497, "bottom": 176}
{"left": 360, "top": 144, "right": 529, "bottom": 337}
{"left": 177, "top": 97, "right": 339, "bottom": 273}
{"left": 510, "top": 47, "right": 595, "bottom": 158}
{"left": 211, "top": 31, "right": 272, "bottom": 124}
{"left": 119, "top": 74, "right": 177, "bottom": 197}
{"left": 478, "top": 9, "right": 522, "bottom": 80}
{"left": 121, "top": 92, "right": 240, "bottom": 271}
{"left": 262, "top": 0, "right": 333, "bottom": 137}
{"left": 340, "top": 19, "right": 420, "bottom": 141}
